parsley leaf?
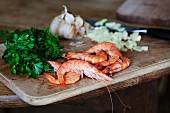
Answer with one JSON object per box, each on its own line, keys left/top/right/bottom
{"left": 1, "top": 27, "right": 63, "bottom": 78}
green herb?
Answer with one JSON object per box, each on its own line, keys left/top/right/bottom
{"left": 0, "top": 27, "right": 63, "bottom": 78}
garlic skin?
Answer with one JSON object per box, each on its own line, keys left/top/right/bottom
{"left": 50, "top": 6, "right": 89, "bottom": 39}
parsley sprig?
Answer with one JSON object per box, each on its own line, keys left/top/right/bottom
{"left": 1, "top": 27, "right": 63, "bottom": 78}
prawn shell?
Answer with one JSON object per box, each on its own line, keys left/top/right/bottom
{"left": 102, "top": 57, "right": 131, "bottom": 74}
{"left": 57, "top": 60, "right": 113, "bottom": 85}
{"left": 84, "top": 42, "right": 119, "bottom": 54}
{"left": 62, "top": 51, "right": 108, "bottom": 64}
{"left": 44, "top": 72, "right": 80, "bottom": 85}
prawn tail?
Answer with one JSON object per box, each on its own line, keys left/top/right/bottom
{"left": 44, "top": 72, "right": 60, "bottom": 85}
{"left": 96, "top": 73, "right": 113, "bottom": 81}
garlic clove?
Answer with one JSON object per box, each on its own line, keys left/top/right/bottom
{"left": 50, "top": 15, "right": 62, "bottom": 35}
{"left": 78, "top": 27, "right": 86, "bottom": 36}
{"left": 75, "top": 16, "right": 84, "bottom": 29}
{"left": 64, "top": 13, "right": 75, "bottom": 24}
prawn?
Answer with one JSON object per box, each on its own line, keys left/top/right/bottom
{"left": 57, "top": 59, "right": 113, "bottom": 85}
{"left": 44, "top": 61, "right": 80, "bottom": 85}
{"left": 84, "top": 42, "right": 122, "bottom": 66}
{"left": 84, "top": 42, "right": 118, "bottom": 53}
{"left": 44, "top": 72, "right": 80, "bottom": 85}
{"left": 102, "top": 57, "right": 131, "bottom": 74}
{"left": 97, "top": 50, "right": 122, "bottom": 66}
{"left": 62, "top": 50, "right": 107, "bottom": 64}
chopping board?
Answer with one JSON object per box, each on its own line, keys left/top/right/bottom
{"left": 115, "top": 0, "right": 170, "bottom": 29}
{"left": 0, "top": 33, "right": 170, "bottom": 106}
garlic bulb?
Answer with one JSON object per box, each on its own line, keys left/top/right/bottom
{"left": 50, "top": 6, "right": 89, "bottom": 39}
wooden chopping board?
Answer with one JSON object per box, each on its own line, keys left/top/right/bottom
{"left": 0, "top": 34, "right": 170, "bottom": 106}
{"left": 115, "top": 0, "right": 170, "bottom": 29}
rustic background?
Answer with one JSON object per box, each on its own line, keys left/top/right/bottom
{"left": 0, "top": 0, "right": 170, "bottom": 113}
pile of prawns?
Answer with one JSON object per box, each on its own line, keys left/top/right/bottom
{"left": 44, "top": 42, "right": 131, "bottom": 85}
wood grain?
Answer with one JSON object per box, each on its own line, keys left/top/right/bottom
{"left": 0, "top": 34, "right": 170, "bottom": 106}
{"left": 116, "top": 0, "right": 170, "bottom": 29}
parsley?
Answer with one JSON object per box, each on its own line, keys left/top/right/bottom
{"left": 1, "top": 27, "right": 63, "bottom": 78}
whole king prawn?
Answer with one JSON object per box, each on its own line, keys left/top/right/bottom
{"left": 57, "top": 59, "right": 113, "bottom": 85}
{"left": 44, "top": 42, "right": 131, "bottom": 85}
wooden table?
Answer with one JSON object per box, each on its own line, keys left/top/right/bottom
{"left": 0, "top": 0, "right": 170, "bottom": 113}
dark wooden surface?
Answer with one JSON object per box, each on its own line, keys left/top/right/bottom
{"left": 0, "top": 1, "right": 170, "bottom": 113}
{"left": 116, "top": 0, "right": 170, "bottom": 29}
{"left": 63, "top": 79, "right": 160, "bottom": 113}
{"left": 0, "top": 0, "right": 123, "bottom": 29}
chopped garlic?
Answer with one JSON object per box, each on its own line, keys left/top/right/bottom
{"left": 105, "top": 22, "right": 125, "bottom": 32}
{"left": 141, "top": 46, "right": 149, "bottom": 51}
{"left": 133, "top": 46, "right": 143, "bottom": 52}
{"left": 94, "top": 19, "right": 125, "bottom": 32}
{"left": 130, "top": 32, "right": 142, "bottom": 41}
{"left": 85, "top": 19, "right": 149, "bottom": 52}
{"left": 85, "top": 27, "right": 148, "bottom": 52}
{"left": 95, "top": 19, "right": 108, "bottom": 26}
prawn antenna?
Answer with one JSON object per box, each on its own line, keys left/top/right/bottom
{"left": 106, "top": 86, "right": 114, "bottom": 113}
{"left": 114, "top": 92, "right": 131, "bottom": 113}
{"left": 101, "top": 81, "right": 114, "bottom": 113}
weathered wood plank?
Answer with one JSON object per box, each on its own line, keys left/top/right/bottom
{"left": 116, "top": 0, "right": 170, "bottom": 29}
{"left": 0, "top": 35, "right": 170, "bottom": 106}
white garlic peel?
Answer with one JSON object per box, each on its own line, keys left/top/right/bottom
{"left": 50, "top": 6, "right": 88, "bottom": 39}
